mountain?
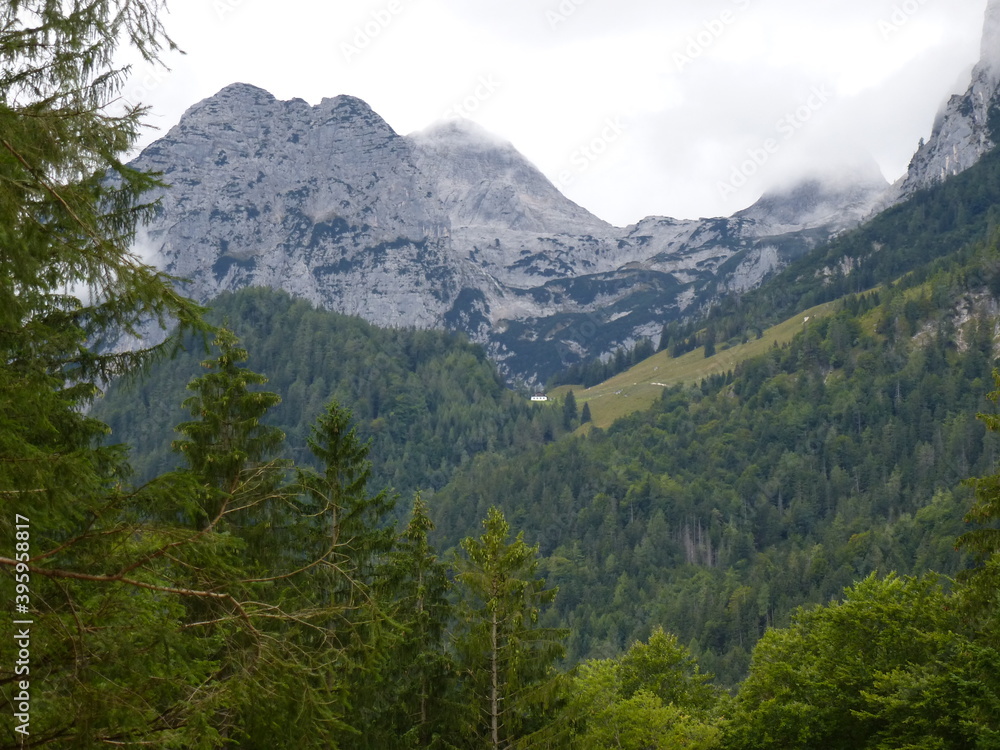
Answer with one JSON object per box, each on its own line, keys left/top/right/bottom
{"left": 884, "top": 0, "right": 1000, "bottom": 205}
{"left": 408, "top": 119, "right": 610, "bottom": 236}
{"left": 125, "top": 0, "right": 1000, "bottom": 383}
{"left": 129, "top": 85, "right": 885, "bottom": 382}
{"left": 735, "top": 159, "right": 889, "bottom": 236}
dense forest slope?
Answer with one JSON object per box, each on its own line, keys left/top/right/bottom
{"left": 95, "top": 288, "right": 565, "bottom": 498}
{"left": 701, "top": 145, "right": 1000, "bottom": 345}
{"left": 431, "top": 226, "right": 1000, "bottom": 683}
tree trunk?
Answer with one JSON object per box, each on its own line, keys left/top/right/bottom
{"left": 491, "top": 610, "right": 500, "bottom": 750}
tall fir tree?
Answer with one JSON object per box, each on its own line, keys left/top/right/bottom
{"left": 297, "top": 397, "right": 396, "bottom": 595}
{"left": 367, "top": 494, "right": 456, "bottom": 748}
{"left": 168, "top": 333, "right": 361, "bottom": 748}
{"left": 658, "top": 322, "right": 672, "bottom": 352}
{"left": 563, "top": 390, "right": 578, "bottom": 430}
{"left": 296, "top": 398, "right": 399, "bottom": 743}
{"left": 453, "top": 506, "right": 567, "bottom": 750}
{"left": 0, "top": 1, "right": 221, "bottom": 745}
{"left": 703, "top": 327, "right": 717, "bottom": 358}
{"left": 172, "top": 326, "right": 287, "bottom": 535}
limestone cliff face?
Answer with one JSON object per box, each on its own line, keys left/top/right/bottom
{"left": 409, "top": 120, "right": 609, "bottom": 236}
{"left": 132, "top": 84, "right": 885, "bottom": 381}
{"left": 135, "top": 84, "right": 457, "bottom": 329}
{"left": 886, "top": 0, "right": 1000, "bottom": 203}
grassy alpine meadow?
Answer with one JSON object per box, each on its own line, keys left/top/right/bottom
{"left": 550, "top": 298, "right": 843, "bottom": 430}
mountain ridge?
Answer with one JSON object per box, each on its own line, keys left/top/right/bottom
{"left": 127, "top": 1, "right": 1000, "bottom": 382}
{"left": 882, "top": 0, "right": 1000, "bottom": 205}
{"left": 131, "top": 82, "right": 886, "bottom": 381}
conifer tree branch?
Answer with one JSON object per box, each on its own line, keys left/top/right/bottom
{"left": 0, "top": 555, "right": 262, "bottom": 635}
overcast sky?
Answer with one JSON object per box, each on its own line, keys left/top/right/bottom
{"left": 122, "top": 0, "right": 990, "bottom": 227}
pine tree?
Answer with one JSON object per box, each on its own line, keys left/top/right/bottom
{"left": 172, "top": 326, "right": 287, "bottom": 534}
{"left": 658, "top": 322, "right": 676, "bottom": 352}
{"left": 297, "top": 398, "right": 399, "bottom": 744}
{"left": 0, "top": 3, "right": 389, "bottom": 745}
{"left": 453, "top": 506, "right": 567, "bottom": 750}
{"left": 703, "top": 327, "right": 717, "bottom": 358}
{"left": 563, "top": 390, "right": 578, "bottom": 430}
{"left": 168, "top": 335, "right": 361, "bottom": 748}
{"left": 0, "top": 0, "right": 204, "bottom": 552}
{"left": 581, "top": 401, "right": 592, "bottom": 424}
{"left": 298, "top": 398, "right": 396, "bottom": 590}
{"left": 0, "top": 2, "right": 223, "bottom": 744}
{"left": 374, "top": 494, "right": 455, "bottom": 748}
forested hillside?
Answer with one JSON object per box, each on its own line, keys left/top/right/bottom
{"left": 97, "top": 194, "right": 1000, "bottom": 692}
{"left": 432, "top": 233, "right": 1000, "bottom": 683}
{"left": 666, "top": 144, "right": 1000, "bottom": 356}
{"left": 95, "top": 288, "right": 565, "bottom": 498}
{"left": 96, "top": 146, "right": 1000, "bottom": 689}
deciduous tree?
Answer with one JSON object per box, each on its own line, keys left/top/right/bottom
{"left": 721, "top": 574, "right": 998, "bottom": 750}
{"left": 566, "top": 628, "right": 720, "bottom": 750}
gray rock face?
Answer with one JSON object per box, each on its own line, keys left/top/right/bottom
{"left": 885, "top": 0, "right": 1000, "bottom": 204}
{"left": 132, "top": 83, "right": 886, "bottom": 381}
{"left": 736, "top": 163, "right": 889, "bottom": 236}
{"left": 410, "top": 120, "right": 609, "bottom": 236}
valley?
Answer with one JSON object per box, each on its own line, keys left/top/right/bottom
{"left": 8, "top": 0, "right": 1000, "bottom": 746}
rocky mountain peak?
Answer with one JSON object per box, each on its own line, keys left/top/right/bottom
{"left": 163, "top": 82, "right": 279, "bottom": 139}
{"left": 737, "top": 156, "right": 888, "bottom": 234}
{"left": 886, "top": 0, "right": 1000, "bottom": 203}
{"left": 408, "top": 120, "right": 609, "bottom": 234}
{"left": 981, "top": 0, "right": 1000, "bottom": 77}
{"left": 195, "top": 81, "right": 277, "bottom": 108}
{"left": 129, "top": 84, "right": 902, "bottom": 381}
{"left": 314, "top": 93, "right": 396, "bottom": 133}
